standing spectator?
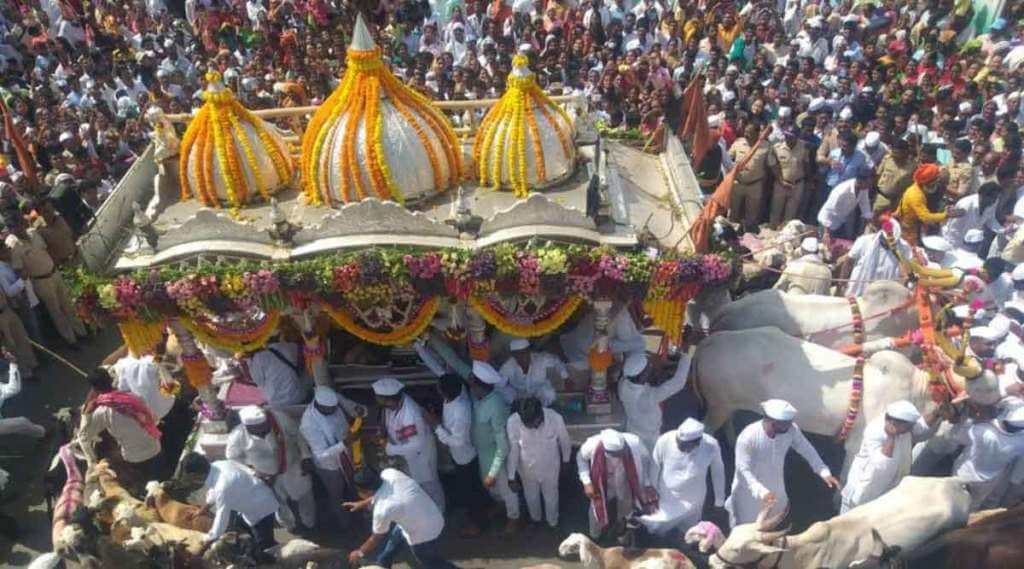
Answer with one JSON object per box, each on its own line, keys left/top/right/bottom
{"left": 506, "top": 397, "right": 572, "bottom": 529}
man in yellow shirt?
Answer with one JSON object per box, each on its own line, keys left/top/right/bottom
{"left": 894, "top": 164, "right": 963, "bottom": 246}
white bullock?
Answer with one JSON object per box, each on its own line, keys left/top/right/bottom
{"left": 708, "top": 477, "right": 971, "bottom": 569}
{"left": 709, "top": 281, "right": 916, "bottom": 350}
{"left": 691, "top": 327, "right": 945, "bottom": 479}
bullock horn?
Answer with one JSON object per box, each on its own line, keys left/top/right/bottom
{"left": 759, "top": 527, "right": 790, "bottom": 544}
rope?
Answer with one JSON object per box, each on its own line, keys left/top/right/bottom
{"left": 802, "top": 296, "right": 917, "bottom": 338}
{"left": 29, "top": 339, "right": 88, "bottom": 378}
{"left": 741, "top": 257, "right": 897, "bottom": 285}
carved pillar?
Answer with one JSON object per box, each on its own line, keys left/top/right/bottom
{"left": 587, "top": 299, "right": 613, "bottom": 415}
{"left": 168, "top": 320, "right": 226, "bottom": 430}
{"left": 465, "top": 304, "right": 490, "bottom": 362}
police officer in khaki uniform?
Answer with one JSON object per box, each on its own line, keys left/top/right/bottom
{"left": 729, "top": 123, "right": 772, "bottom": 231}
{"left": 943, "top": 139, "right": 977, "bottom": 200}
{"left": 767, "top": 125, "right": 809, "bottom": 227}
{"left": 0, "top": 287, "right": 38, "bottom": 377}
{"left": 4, "top": 217, "right": 85, "bottom": 347}
{"left": 874, "top": 138, "right": 916, "bottom": 213}
{"left": 35, "top": 199, "right": 78, "bottom": 266}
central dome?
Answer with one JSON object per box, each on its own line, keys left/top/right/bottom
{"left": 301, "top": 15, "right": 462, "bottom": 206}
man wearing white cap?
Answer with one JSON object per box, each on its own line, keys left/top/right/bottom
{"left": 942, "top": 181, "right": 1000, "bottom": 249}
{"left": 576, "top": 428, "right": 656, "bottom": 538}
{"left": 943, "top": 229, "right": 985, "bottom": 271}
{"left": 1008, "top": 264, "right": 1024, "bottom": 304}
{"left": 857, "top": 131, "right": 886, "bottom": 169}
{"left": 841, "top": 222, "right": 912, "bottom": 297}
{"left": 373, "top": 377, "right": 444, "bottom": 510}
{"left": 618, "top": 350, "right": 690, "bottom": 451}
{"left": 952, "top": 405, "right": 1024, "bottom": 509}
{"left": 726, "top": 399, "right": 838, "bottom": 526}
{"left": 469, "top": 361, "right": 521, "bottom": 533}
{"left": 772, "top": 236, "right": 832, "bottom": 295}
{"left": 921, "top": 234, "right": 955, "bottom": 269}
{"left": 498, "top": 338, "right": 564, "bottom": 407}
{"left": 299, "top": 385, "right": 367, "bottom": 528}
{"left": 841, "top": 400, "right": 938, "bottom": 513}
{"left": 506, "top": 397, "right": 571, "bottom": 528}
{"left": 638, "top": 418, "right": 725, "bottom": 536}
{"left": 225, "top": 405, "right": 315, "bottom": 530}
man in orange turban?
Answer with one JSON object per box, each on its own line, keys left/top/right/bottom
{"left": 893, "top": 164, "right": 962, "bottom": 246}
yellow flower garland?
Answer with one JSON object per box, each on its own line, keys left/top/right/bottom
{"left": 643, "top": 298, "right": 686, "bottom": 346}
{"left": 469, "top": 295, "right": 582, "bottom": 337}
{"left": 301, "top": 43, "right": 461, "bottom": 205}
{"left": 228, "top": 110, "right": 269, "bottom": 200}
{"left": 181, "top": 309, "right": 281, "bottom": 353}
{"left": 179, "top": 72, "right": 292, "bottom": 208}
{"left": 322, "top": 296, "right": 440, "bottom": 346}
{"left": 525, "top": 96, "right": 546, "bottom": 181}
{"left": 472, "top": 55, "right": 574, "bottom": 196}
{"left": 118, "top": 319, "right": 167, "bottom": 357}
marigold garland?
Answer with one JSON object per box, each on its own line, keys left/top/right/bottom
{"left": 469, "top": 295, "right": 582, "bottom": 337}
{"left": 179, "top": 72, "right": 292, "bottom": 209}
{"left": 472, "top": 55, "right": 574, "bottom": 195}
{"left": 589, "top": 347, "right": 613, "bottom": 372}
{"left": 119, "top": 319, "right": 167, "bottom": 357}
{"left": 836, "top": 297, "right": 865, "bottom": 442}
{"left": 322, "top": 296, "right": 440, "bottom": 346}
{"left": 180, "top": 351, "right": 213, "bottom": 388}
{"left": 181, "top": 309, "right": 281, "bottom": 353}
{"left": 300, "top": 30, "right": 460, "bottom": 205}
{"left": 642, "top": 298, "right": 687, "bottom": 346}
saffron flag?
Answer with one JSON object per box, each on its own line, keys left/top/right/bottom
{"left": 687, "top": 128, "right": 769, "bottom": 253}
{"left": 679, "top": 75, "right": 712, "bottom": 167}
{"left": 0, "top": 97, "right": 37, "bottom": 187}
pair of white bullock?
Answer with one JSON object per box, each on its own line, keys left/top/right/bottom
{"left": 686, "top": 281, "right": 980, "bottom": 568}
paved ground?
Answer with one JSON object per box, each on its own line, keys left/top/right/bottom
{"left": 0, "top": 327, "right": 846, "bottom": 568}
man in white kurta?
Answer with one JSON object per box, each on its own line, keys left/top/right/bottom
{"left": 112, "top": 352, "right": 175, "bottom": 421}
{"left": 181, "top": 454, "right": 279, "bottom": 552}
{"left": 952, "top": 406, "right": 1024, "bottom": 509}
{"left": 639, "top": 418, "right": 725, "bottom": 536}
{"left": 726, "top": 399, "right": 839, "bottom": 527}
{"left": 844, "top": 224, "right": 912, "bottom": 297}
{"left": 577, "top": 429, "right": 656, "bottom": 538}
{"left": 225, "top": 406, "right": 315, "bottom": 530}
{"left": 240, "top": 341, "right": 311, "bottom": 407}
{"left": 299, "top": 386, "right": 366, "bottom": 528}
{"left": 506, "top": 397, "right": 572, "bottom": 527}
{"left": 0, "top": 361, "right": 44, "bottom": 438}
{"left": 498, "top": 338, "right": 565, "bottom": 407}
{"left": 618, "top": 352, "right": 690, "bottom": 451}
{"left": 841, "top": 401, "right": 934, "bottom": 513}
{"left": 373, "top": 377, "right": 444, "bottom": 510}
{"left": 772, "top": 237, "right": 832, "bottom": 295}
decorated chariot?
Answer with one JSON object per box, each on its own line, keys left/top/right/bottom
{"left": 70, "top": 16, "right": 725, "bottom": 451}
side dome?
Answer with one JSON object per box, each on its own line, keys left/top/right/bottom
{"left": 472, "top": 54, "right": 575, "bottom": 198}
{"left": 300, "top": 15, "right": 462, "bottom": 206}
{"left": 178, "top": 71, "right": 293, "bottom": 209}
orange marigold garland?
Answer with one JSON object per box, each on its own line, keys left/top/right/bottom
{"left": 469, "top": 295, "right": 582, "bottom": 337}
{"left": 322, "top": 296, "right": 440, "bottom": 346}
{"left": 181, "top": 309, "right": 281, "bottom": 353}
{"left": 180, "top": 351, "right": 213, "bottom": 388}
{"left": 118, "top": 319, "right": 167, "bottom": 357}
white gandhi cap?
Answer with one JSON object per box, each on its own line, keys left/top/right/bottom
{"left": 623, "top": 352, "right": 649, "bottom": 378}
{"left": 762, "top": 399, "right": 797, "bottom": 421}
{"left": 509, "top": 338, "right": 530, "bottom": 351}
{"left": 970, "top": 326, "right": 1002, "bottom": 342}
{"left": 921, "top": 235, "right": 952, "bottom": 252}
{"left": 600, "top": 429, "right": 625, "bottom": 452}
{"left": 964, "top": 229, "right": 985, "bottom": 244}
{"left": 885, "top": 400, "right": 921, "bottom": 423}
{"left": 314, "top": 385, "right": 338, "bottom": 406}
{"left": 1003, "top": 406, "right": 1024, "bottom": 427}
{"left": 239, "top": 405, "right": 266, "bottom": 426}
{"left": 676, "top": 418, "right": 705, "bottom": 442}
{"left": 372, "top": 377, "right": 404, "bottom": 396}
{"left": 801, "top": 237, "right": 819, "bottom": 254}
{"left": 472, "top": 361, "right": 504, "bottom": 385}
